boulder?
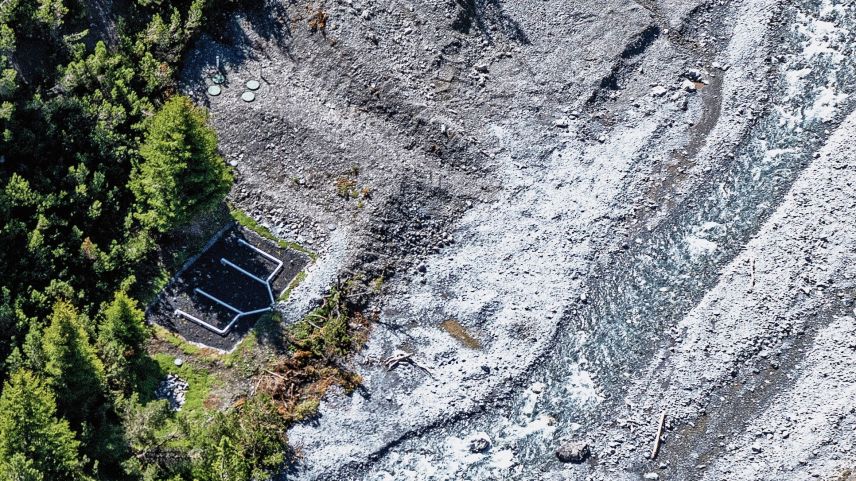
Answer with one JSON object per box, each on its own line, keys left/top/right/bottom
{"left": 555, "top": 440, "right": 591, "bottom": 463}
{"left": 469, "top": 436, "right": 491, "bottom": 453}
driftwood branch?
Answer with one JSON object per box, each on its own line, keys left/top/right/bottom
{"left": 265, "top": 369, "right": 287, "bottom": 380}
{"left": 384, "top": 351, "right": 413, "bottom": 370}
{"left": 383, "top": 351, "right": 436, "bottom": 379}
{"left": 650, "top": 411, "right": 666, "bottom": 459}
{"left": 251, "top": 377, "right": 263, "bottom": 396}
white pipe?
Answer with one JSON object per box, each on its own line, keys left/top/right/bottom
{"left": 237, "top": 307, "right": 272, "bottom": 317}
{"left": 175, "top": 308, "right": 234, "bottom": 336}
{"left": 221, "top": 257, "right": 268, "bottom": 285}
{"left": 175, "top": 307, "right": 273, "bottom": 337}
{"left": 237, "top": 238, "right": 284, "bottom": 282}
{"left": 194, "top": 288, "right": 241, "bottom": 313}
{"left": 172, "top": 242, "right": 285, "bottom": 337}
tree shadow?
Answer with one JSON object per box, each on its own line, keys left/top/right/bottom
{"left": 451, "top": 0, "right": 530, "bottom": 45}
{"left": 135, "top": 355, "right": 168, "bottom": 404}
{"left": 255, "top": 311, "right": 290, "bottom": 354}
{"left": 184, "top": 0, "right": 294, "bottom": 105}
{"left": 204, "top": 0, "right": 293, "bottom": 51}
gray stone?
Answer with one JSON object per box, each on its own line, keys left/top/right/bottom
{"left": 555, "top": 440, "right": 591, "bottom": 463}
{"left": 469, "top": 436, "right": 491, "bottom": 453}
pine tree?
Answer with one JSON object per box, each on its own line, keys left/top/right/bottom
{"left": 41, "top": 301, "right": 106, "bottom": 425}
{"left": 98, "top": 291, "right": 149, "bottom": 394}
{"left": 0, "top": 370, "right": 88, "bottom": 480}
{"left": 130, "top": 95, "right": 232, "bottom": 233}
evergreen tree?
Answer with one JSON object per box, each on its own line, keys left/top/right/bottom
{"left": 98, "top": 291, "right": 149, "bottom": 394}
{"left": 130, "top": 95, "right": 232, "bottom": 233}
{"left": 0, "top": 453, "right": 44, "bottom": 481}
{"left": 211, "top": 436, "right": 246, "bottom": 481}
{"left": 0, "top": 370, "right": 88, "bottom": 480}
{"left": 192, "top": 395, "right": 287, "bottom": 481}
{"left": 41, "top": 301, "right": 106, "bottom": 425}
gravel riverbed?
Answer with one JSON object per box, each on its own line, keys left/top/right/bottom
{"left": 181, "top": 0, "right": 856, "bottom": 478}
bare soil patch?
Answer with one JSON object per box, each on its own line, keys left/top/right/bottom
{"left": 148, "top": 226, "right": 310, "bottom": 350}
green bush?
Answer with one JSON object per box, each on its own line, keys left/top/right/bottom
{"left": 291, "top": 398, "right": 320, "bottom": 422}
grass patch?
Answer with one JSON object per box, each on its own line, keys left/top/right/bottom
{"left": 137, "top": 351, "right": 221, "bottom": 420}
{"left": 223, "top": 312, "right": 287, "bottom": 376}
{"left": 223, "top": 331, "right": 258, "bottom": 368}
{"left": 279, "top": 270, "right": 307, "bottom": 301}
{"left": 440, "top": 319, "right": 481, "bottom": 349}
{"left": 335, "top": 177, "right": 358, "bottom": 198}
{"left": 152, "top": 353, "right": 220, "bottom": 417}
{"left": 228, "top": 204, "right": 317, "bottom": 260}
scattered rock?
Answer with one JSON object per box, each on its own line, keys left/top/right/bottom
{"left": 469, "top": 436, "right": 491, "bottom": 453}
{"left": 555, "top": 440, "right": 591, "bottom": 463}
{"left": 155, "top": 374, "right": 189, "bottom": 411}
{"left": 683, "top": 68, "right": 704, "bottom": 82}
{"left": 681, "top": 79, "right": 698, "bottom": 92}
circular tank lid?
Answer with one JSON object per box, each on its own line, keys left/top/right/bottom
{"left": 241, "top": 91, "right": 256, "bottom": 102}
{"left": 207, "top": 85, "right": 222, "bottom": 96}
{"left": 211, "top": 73, "right": 225, "bottom": 84}
{"left": 246, "top": 79, "right": 261, "bottom": 91}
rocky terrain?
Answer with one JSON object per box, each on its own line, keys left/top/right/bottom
{"left": 180, "top": 0, "right": 856, "bottom": 479}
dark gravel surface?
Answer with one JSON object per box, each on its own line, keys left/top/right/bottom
{"left": 149, "top": 226, "right": 310, "bottom": 351}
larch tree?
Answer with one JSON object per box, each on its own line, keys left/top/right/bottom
{"left": 41, "top": 301, "right": 106, "bottom": 426}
